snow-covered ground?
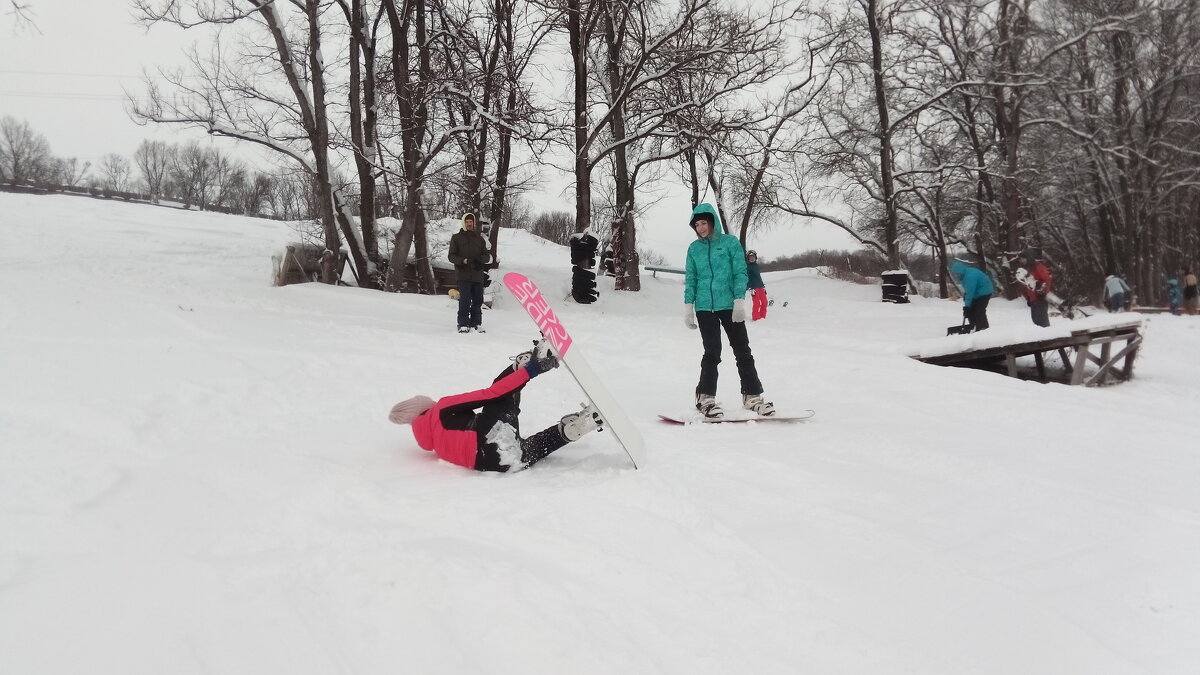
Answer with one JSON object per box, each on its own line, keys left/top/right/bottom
{"left": 1, "top": 193, "right": 1198, "bottom": 674}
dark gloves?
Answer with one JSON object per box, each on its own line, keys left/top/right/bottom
{"left": 963, "top": 305, "right": 971, "bottom": 318}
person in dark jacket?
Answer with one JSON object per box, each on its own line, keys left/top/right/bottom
{"left": 448, "top": 212, "right": 491, "bottom": 333}
{"left": 388, "top": 340, "right": 603, "bottom": 472}
{"left": 949, "top": 259, "right": 995, "bottom": 331}
{"left": 746, "top": 250, "right": 768, "bottom": 321}
{"left": 683, "top": 203, "right": 773, "bottom": 419}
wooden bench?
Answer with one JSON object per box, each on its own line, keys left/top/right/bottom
{"left": 645, "top": 265, "right": 686, "bottom": 277}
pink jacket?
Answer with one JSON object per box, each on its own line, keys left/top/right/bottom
{"left": 411, "top": 368, "right": 531, "bottom": 469}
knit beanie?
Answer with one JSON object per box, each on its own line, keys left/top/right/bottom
{"left": 389, "top": 395, "right": 434, "bottom": 424}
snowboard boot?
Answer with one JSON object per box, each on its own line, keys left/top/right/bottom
{"left": 742, "top": 393, "right": 776, "bottom": 416}
{"left": 559, "top": 403, "right": 603, "bottom": 442}
{"left": 696, "top": 393, "right": 724, "bottom": 419}
{"left": 513, "top": 338, "right": 559, "bottom": 373}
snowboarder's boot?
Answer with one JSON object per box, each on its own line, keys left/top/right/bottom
{"left": 696, "top": 393, "right": 724, "bottom": 419}
{"left": 743, "top": 393, "right": 776, "bottom": 416}
{"left": 559, "top": 403, "right": 603, "bottom": 441}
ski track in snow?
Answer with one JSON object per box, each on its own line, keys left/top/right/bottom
{"left": 1, "top": 193, "right": 1199, "bottom": 674}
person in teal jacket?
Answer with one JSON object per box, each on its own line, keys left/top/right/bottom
{"left": 949, "top": 259, "right": 995, "bottom": 331}
{"left": 683, "top": 203, "right": 774, "bottom": 418}
{"left": 746, "top": 250, "right": 768, "bottom": 321}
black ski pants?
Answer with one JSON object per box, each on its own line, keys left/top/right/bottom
{"left": 472, "top": 365, "right": 568, "bottom": 472}
{"left": 966, "top": 296, "right": 990, "bottom": 331}
{"left": 695, "top": 309, "right": 763, "bottom": 398}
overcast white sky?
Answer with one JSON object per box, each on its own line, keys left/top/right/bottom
{"left": 0, "top": 0, "right": 861, "bottom": 264}
{"left": 0, "top": 1, "right": 221, "bottom": 162}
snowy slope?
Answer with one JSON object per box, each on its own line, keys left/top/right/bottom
{"left": 1, "top": 192, "right": 1198, "bottom": 674}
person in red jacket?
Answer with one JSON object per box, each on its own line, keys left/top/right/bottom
{"left": 388, "top": 339, "right": 603, "bottom": 472}
{"left": 1018, "top": 249, "right": 1054, "bottom": 327}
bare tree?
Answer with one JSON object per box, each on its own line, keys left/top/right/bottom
{"left": 527, "top": 210, "right": 576, "bottom": 245}
{"left": 170, "top": 141, "right": 216, "bottom": 208}
{"left": 133, "top": 139, "right": 175, "bottom": 201}
{"left": 0, "top": 115, "right": 53, "bottom": 184}
{"left": 333, "top": 0, "right": 385, "bottom": 266}
{"left": 555, "top": 0, "right": 795, "bottom": 291}
{"left": 378, "top": 0, "right": 493, "bottom": 292}
{"left": 132, "top": 0, "right": 370, "bottom": 286}
{"left": 52, "top": 156, "right": 90, "bottom": 187}
{"left": 5, "top": 0, "right": 38, "bottom": 33}
{"left": 96, "top": 153, "right": 133, "bottom": 192}
{"left": 433, "top": 0, "right": 552, "bottom": 267}
{"left": 236, "top": 171, "right": 273, "bottom": 214}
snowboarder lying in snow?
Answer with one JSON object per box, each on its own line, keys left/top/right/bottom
{"left": 388, "top": 339, "right": 603, "bottom": 472}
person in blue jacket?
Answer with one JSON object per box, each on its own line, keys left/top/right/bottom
{"left": 746, "top": 250, "right": 768, "bottom": 320}
{"left": 949, "top": 258, "right": 995, "bottom": 331}
{"left": 1166, "top": 277, "right": 1182, "bottom": 315}
{"left": 683, "top": 203, "right": 774, "bottom": 418}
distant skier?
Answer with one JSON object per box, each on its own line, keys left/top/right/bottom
{"left": 388, "top": 340, "right": 603, "bottom": 472}
{"left": 949, "top": 259, "right": 995, "bottom": 331}
{"left": 1018, "top": 249, "right": 1054, "bottom": 327}
{"left": 1102, "top": 272, "right": 1131, "bottom": 313}
{"left": 746, "top": 250, "right": 768, "bottom": 321}
{"left": 683, "top": 203, "right": 774, "bottom": 419}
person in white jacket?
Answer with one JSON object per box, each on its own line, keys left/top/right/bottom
{"left": 1103, "top": 273, "right": 1131, "bottom": 312}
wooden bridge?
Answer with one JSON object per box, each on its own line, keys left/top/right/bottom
{"left": 909, "top": 316, "right": 1145, "bottom": 386}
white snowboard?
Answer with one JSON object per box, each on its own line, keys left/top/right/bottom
{"left": 503, "top": 272, "right": 646, "bottom": 469}
{"left": 658, "top": 410, "right": 815, "bottom": 425}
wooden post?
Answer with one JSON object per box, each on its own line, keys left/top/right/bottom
{"left": 1071, "top": 343, "right": 1090, "bottom": 385}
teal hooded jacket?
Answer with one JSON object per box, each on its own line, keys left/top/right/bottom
{"left": 684, "top": 203, "right": 748, "bottom": 311}
{"left": 949, "top": 259, "right": 995, "bottom": 308}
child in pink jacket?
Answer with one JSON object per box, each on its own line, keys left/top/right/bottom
{"left": 389, "top": 339, "right": 603, "bottom": 472}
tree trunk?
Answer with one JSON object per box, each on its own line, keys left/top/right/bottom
{"left": 382, "top": 0, "right": 435, "bottom": 293}
{"left": 348, "top": 0, "right": 379, "bottom": 265}
{"left": 604, "top": 3, "right": 640, "bottom": 292}
{"left": 866, "top": 0, "right": 899, "bottom": 267}
{"left": 569, "top": 0, "right": 592, "bottom": 235}
{"left": 994, "top": 0, "right": 1026, "bottom": 258}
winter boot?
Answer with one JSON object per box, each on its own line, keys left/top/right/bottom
{"left": 696, "top": 393, "right": 723, "bottom": 419}
{"left": 457, "top": 326, "right": 471, "bottom": 334}
{"left": 742, "top": 393, "right": 775, "bottom": 416}
{"left": 559, "top": 403, "right": 603, "bottom": 441}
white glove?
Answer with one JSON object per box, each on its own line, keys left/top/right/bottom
{"left": 684, "top": 303, "right": 697, "bottom": 330}
{"left": 732, "top": 299, "right": 746, "bottom": 323}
